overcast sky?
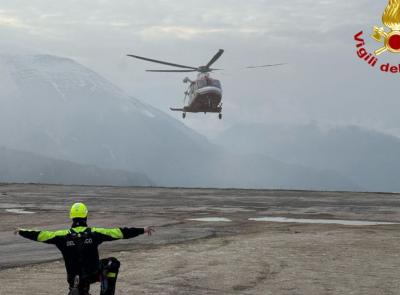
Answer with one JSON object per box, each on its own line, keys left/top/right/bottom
{"left": 0, "top": 0, "right": 398, "bottom": 137}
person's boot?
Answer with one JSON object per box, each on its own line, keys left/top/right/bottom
{"left": 68, "top": 275, "right": 80, "bottom": 295}
{"left": 100, "top": 258, "right": 120, "bottom": 295}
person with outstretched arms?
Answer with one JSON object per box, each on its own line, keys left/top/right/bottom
{"left": 15, "top": 202, "right": 155, "bottom": 295}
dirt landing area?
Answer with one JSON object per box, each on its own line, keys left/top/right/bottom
{"left": 0, "top": 184, "right": 400, "bottom": 294}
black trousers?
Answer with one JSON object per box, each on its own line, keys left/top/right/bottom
{"left": 68, "top": 257, "right": 120, "bottom": 295}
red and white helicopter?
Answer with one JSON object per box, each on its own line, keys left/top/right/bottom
{"left": 127, "top": 49, "right": 284, "bottom": 119}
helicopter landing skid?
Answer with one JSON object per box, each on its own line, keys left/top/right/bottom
{"left": 170, "top": 107, "right": 222, "bottom": 119}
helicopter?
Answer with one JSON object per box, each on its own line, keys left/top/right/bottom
{"left": 127, "top": 49, "right": 284, "bottom": 119}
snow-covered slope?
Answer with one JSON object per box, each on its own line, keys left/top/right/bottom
{"left": 0, "top": 54, "right": 211, "bottom": 186}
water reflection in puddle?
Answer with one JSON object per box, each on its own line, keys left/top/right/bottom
{"left": 248, "top": 217, "right": 398, "bottom": 225}
{"left": 5, "top": 208, "right": 35, "bottom": 214}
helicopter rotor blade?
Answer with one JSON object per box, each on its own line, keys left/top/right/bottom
{"left": 246, "top": 63, "right": 287, "bottom": 69}
{"left": 205, "top": 49, "right": 224, "bottom": 69}
{"left": 127, "top": 54, "right": 198, "bottom": 70}
{"left": 146, "top": 69, "right": 198, "bottom": 72}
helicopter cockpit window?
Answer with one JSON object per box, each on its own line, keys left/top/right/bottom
{"left": 210, "top": 79, "right": 221, "bottom": 88}
{"left": 197, "top": 79, "right": 221, "bottom": 89}
{"left": 197, "top": 79, "right": 207, "bottom": 88}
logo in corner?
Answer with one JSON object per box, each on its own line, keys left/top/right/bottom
{"left": 353, "top": 0, "right": 400, "bottom": 73}
{"left": 372, "top": 0, "right": 400, "bottom": 55}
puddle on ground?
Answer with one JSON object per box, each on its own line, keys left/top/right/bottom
{"left": 187, "top": 217, "right": 232, "bottom": 222}
{"left": 248, "top": 217, "right": 398, "bottom": 226}
{"left": 5, "top": 208, "right": 35, "bottom": 214}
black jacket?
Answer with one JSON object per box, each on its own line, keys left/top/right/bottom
{"left": 19, "top": 223, "right": 144, "bottom": 278}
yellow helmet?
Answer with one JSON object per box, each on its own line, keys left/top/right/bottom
{"left": 69, "top": 202, "right": 88, "bottom": 219}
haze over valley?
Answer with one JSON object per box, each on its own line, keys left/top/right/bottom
{"left": 0, "top": 54, "right": 367, "bottom": 191}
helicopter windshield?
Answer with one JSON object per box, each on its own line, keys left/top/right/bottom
{"left": 197, "top": 78, "right": 221, "bottom": 89}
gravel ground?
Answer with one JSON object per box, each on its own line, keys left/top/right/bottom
{"left": 0, "top": 184, "right": 399, "bottom": 294}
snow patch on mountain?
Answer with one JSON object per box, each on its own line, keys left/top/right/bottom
{"left": 0, "top": 54, "right": 212, "bottom": 185}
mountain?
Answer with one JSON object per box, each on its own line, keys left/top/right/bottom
{"left": 0, "top": 146, "right": 152, "bottom": 186}
{"left": 215, "top": 123, "right": 400, "bottom": 192}
{"left": 0, "top": 54, "right": 359, "bottom": 190}
{"left": 0, "top": 54, "right": 211, "bottom": 186}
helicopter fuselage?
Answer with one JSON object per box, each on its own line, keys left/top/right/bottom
{"left": 181, "top": 73, "right": 222, "bottom": 113}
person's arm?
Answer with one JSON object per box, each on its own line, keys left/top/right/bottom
{"left": 92, "top": 226, "right": 154, "bottom": 242}
{"left": 15, "top": 228, "right": 69, "bottom": 244}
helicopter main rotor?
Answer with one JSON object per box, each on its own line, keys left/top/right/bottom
{"left": 127, "top": 49, "right": 286, "bottom": 120}
{"left": 127, "top": 49, "right": 224, "bottom": 73}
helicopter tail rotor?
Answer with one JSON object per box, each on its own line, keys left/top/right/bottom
{"left": 246, "top": 63, "right": 287, "bottom": 69}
